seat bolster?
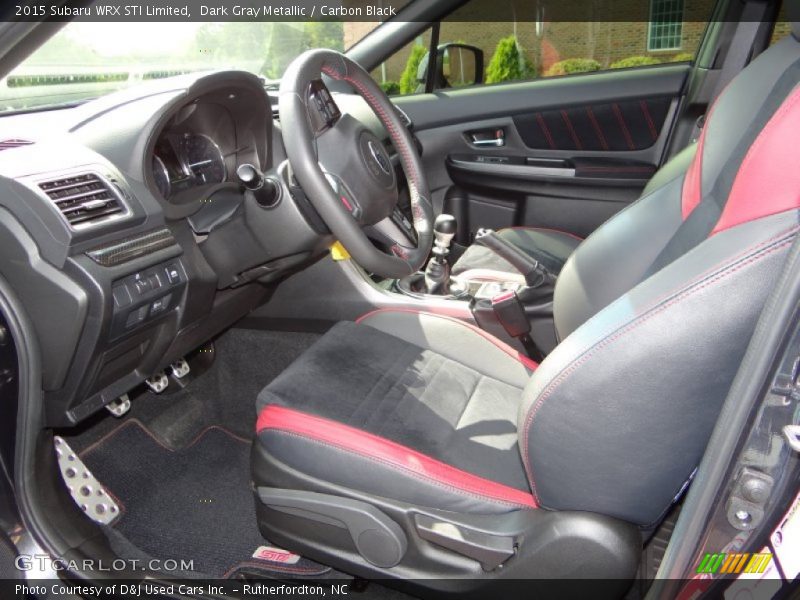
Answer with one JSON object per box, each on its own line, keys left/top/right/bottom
{"left": 554, "top": 176, "right": 685, "bottom": 339}
{"left": 357, "top": 308, "right": 535, "bottom": 386}
{"left": 255, "top": 405, "right": 538, "bottom": 514}
{"left": 521, "top": 213, "right": 800, "bottom": 525}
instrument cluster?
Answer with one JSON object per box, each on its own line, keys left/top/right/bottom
{"left": 151, "top": 131, "right": 227, "bottom": 201}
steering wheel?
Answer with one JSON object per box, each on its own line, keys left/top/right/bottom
{"left": 279, "top": 49, "right": 433, "bottom": 278}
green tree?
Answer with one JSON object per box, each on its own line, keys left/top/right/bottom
{"left": 485, "top": 36, "right": 534, "bottom": 84}
{"left": 399, "top": 44, "right": 427, "bottom": 94}
{"left": 380, "top": 81, "right": 400, "bottom": 95}
{"left": 303, "top": 22, "right": 344, "bottom": 52}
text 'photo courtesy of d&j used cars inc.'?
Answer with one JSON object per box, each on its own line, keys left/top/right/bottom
{"left": 0, "top": 1, "right": 799, "bottom": 600}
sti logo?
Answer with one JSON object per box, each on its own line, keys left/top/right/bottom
{"left": 696, "top": 552, "right": 773, "bottom": 574}
{"left": 252, "top": 545, "right": 300, "bottom": 565}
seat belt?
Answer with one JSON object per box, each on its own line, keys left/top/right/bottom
{"left": 693, "top": 0, "right": 769, "bottom": 139}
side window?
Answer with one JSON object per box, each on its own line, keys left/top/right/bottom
{"left": 373, "top": 0, "right": 717, "bottom": 95}
{"left": 369, "top": 30, "right": 433, "bottom": 96}
{"left": 769, "top": 3, "right": 792, "bottom": 46}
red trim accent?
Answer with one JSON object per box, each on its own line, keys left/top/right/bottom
{"left": 560, "top": 110, "right": 583, "bottom": 150}
{"left": 355, "top": 308, "right": 539, "bottom": 371}
{"left": 612, "top": 103, "right": 635, "bottom": 150}
{"left": 640, "top": 100, "right": 658, "bottom": 142}
{"left": 340, "top": 195, "right": 353, "bottom": 211}
{"left": 681, "top": 81, "right": 732, "bottom": 221}
{"left": 535, "top": 113, "right": 556, "bottom": 149}
{"left": 257, "top": 405, "right": 538, "bottom": 509}
{"left": 681, "top": 125, "right": 705, "bottom": 220}
{"left": 491, "top": 290, "right": 516, "bottom": 305}
{"left": 499, "top": 225, "right": 584, "bottom": 242}
{"left": 586, "top": 106, "right": 609, "bottom": 151}
{"left": 712, "top": 87, "right": 800, "bottom": 235}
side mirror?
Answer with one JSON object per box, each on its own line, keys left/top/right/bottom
{"left": 415, "top": 43, "right": 485, "bottom": 92}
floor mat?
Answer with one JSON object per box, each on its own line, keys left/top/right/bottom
{"left": 64, "top": 328, "right": 322, "bottom": 453}
{"left": 80, "top": 419, "right": 332, "bottom": 579}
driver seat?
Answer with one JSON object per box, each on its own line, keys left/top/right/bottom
{"left": 252, "top": 26, "right": 800, "bottom": 594}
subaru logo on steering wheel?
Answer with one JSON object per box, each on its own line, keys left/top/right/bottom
{"left": 368, "top": 140, "right": 391, "bottom": 175}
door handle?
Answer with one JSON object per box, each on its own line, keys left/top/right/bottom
{"left": 472, "top": 138, "right": 504, "bottom": 147}
{"left": 469, "top": 128, "right": 505, "bottom": 147}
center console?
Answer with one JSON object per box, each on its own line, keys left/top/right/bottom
{"left": 393, "top": 214, "right": 558, "bottom": 359}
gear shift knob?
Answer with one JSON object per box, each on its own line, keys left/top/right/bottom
{"left": 433, "top": 214, "right": 457, "bottom": 255}
{"left": 424, "top": 214, "right": 457, "bottom": 295}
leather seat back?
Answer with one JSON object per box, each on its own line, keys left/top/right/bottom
{"left": 521, "top": 24, "right": 800, "bottom": 527}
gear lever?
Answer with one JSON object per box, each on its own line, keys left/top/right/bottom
{"left": 424, "top": 214, "right": 457, "bottom": 294}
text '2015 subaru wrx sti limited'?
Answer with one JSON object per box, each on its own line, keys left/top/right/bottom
{"left": 0, "top": 1, "right": 799, "bottom": 599}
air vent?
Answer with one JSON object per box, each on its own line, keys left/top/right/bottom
{"left": 39, "top": 173, "right": 126, "bottom": 228}
{"left": 0, "top": 138, "right": 33, "bottom": 151}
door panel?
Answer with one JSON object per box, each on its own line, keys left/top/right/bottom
{"left": 513, "top": 96, "right": 673, "bottom": 152}
{"left": 395, "top": 65, "right": 689, "bottom": 244}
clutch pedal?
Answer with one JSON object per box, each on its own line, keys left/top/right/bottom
{"left": 106, "top": 394, "right": 131, "bottom": 417}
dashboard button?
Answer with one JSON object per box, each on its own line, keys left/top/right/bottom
{"left": 165, "top": 264, "right": 181, "bottom": 284}
{"left": 150, "top": 294, "right": 172, "bottom": 315}
{"left": 134, "top": 278, "right": 150, "bottom": 295}
{"left": 112, "top": 284, "right": 132, "bottom": 308}
{"left": 125, "top": 305, "right": 148, "bottom": 329}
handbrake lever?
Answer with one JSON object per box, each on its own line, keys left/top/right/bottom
{"left": 474, "top": 229, "right": 554, "bottom": 288}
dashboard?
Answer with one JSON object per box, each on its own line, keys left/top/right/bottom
{"left": 0, "top": 70, "right": 342, "bottom": 427}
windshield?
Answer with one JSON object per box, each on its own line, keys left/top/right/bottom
{"left": 0, "top": 20, "right": 382, "bottom": 113}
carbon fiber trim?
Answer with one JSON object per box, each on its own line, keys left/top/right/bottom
{"left": 85, "top": 227, "right": 176, "bottom": 266}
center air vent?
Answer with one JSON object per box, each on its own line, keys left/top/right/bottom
{"left": 39, "top": 173, "right": 127, "bottom": 228}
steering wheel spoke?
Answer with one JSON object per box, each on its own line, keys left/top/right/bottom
{"left": 279, "top": 49, "right": 432, "bottom": 278}
{"left": 367, "top": 210, "right": 419, "bottom": 257}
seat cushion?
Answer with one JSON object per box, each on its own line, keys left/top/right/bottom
{"left": 452, "top": 227, "right": 583, "bottom": 280}
{"left": 255, "top": 312, "right": 538, "bottom": 513}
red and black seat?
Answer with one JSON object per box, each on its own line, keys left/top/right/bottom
{"left": 252, "top": 16, "right": 800, "bottom": 593}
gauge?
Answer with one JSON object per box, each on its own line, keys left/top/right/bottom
{"left": 181, "top": 133, "right": 226, "bottom": 185}
{"left": 152, "top": 155, "right": 171, "bottom": 199}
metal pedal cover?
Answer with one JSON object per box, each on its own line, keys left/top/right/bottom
{"left": 54, "top": 436, "right": 120, "bottom": 525}
{"left": 146, "top": 371, "right": 169, "bottom": 393}
{"left": 170, "top": 358, "right": 190, "bottom": 379}
{"left": 106, "top": 394, "right": 131, "bottom": 418}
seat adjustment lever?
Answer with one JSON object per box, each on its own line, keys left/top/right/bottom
{"left": 414, "top": 513, "right": 515, "bottom": 570}
{"left": 258, "top": 487, "right": 407, "bottom": 568}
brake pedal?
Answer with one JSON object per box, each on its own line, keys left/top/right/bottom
{"left": 170, "top": 358, "right": 190, "bottom": 379}
{"left": 54, "top": 436, "right": 120, "bottom": 525}
{"left": 106, "top": 394, "right": 130, "bottom": 418}
{"left": 146, "top": 371, "right": 169, "bottom": 393}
